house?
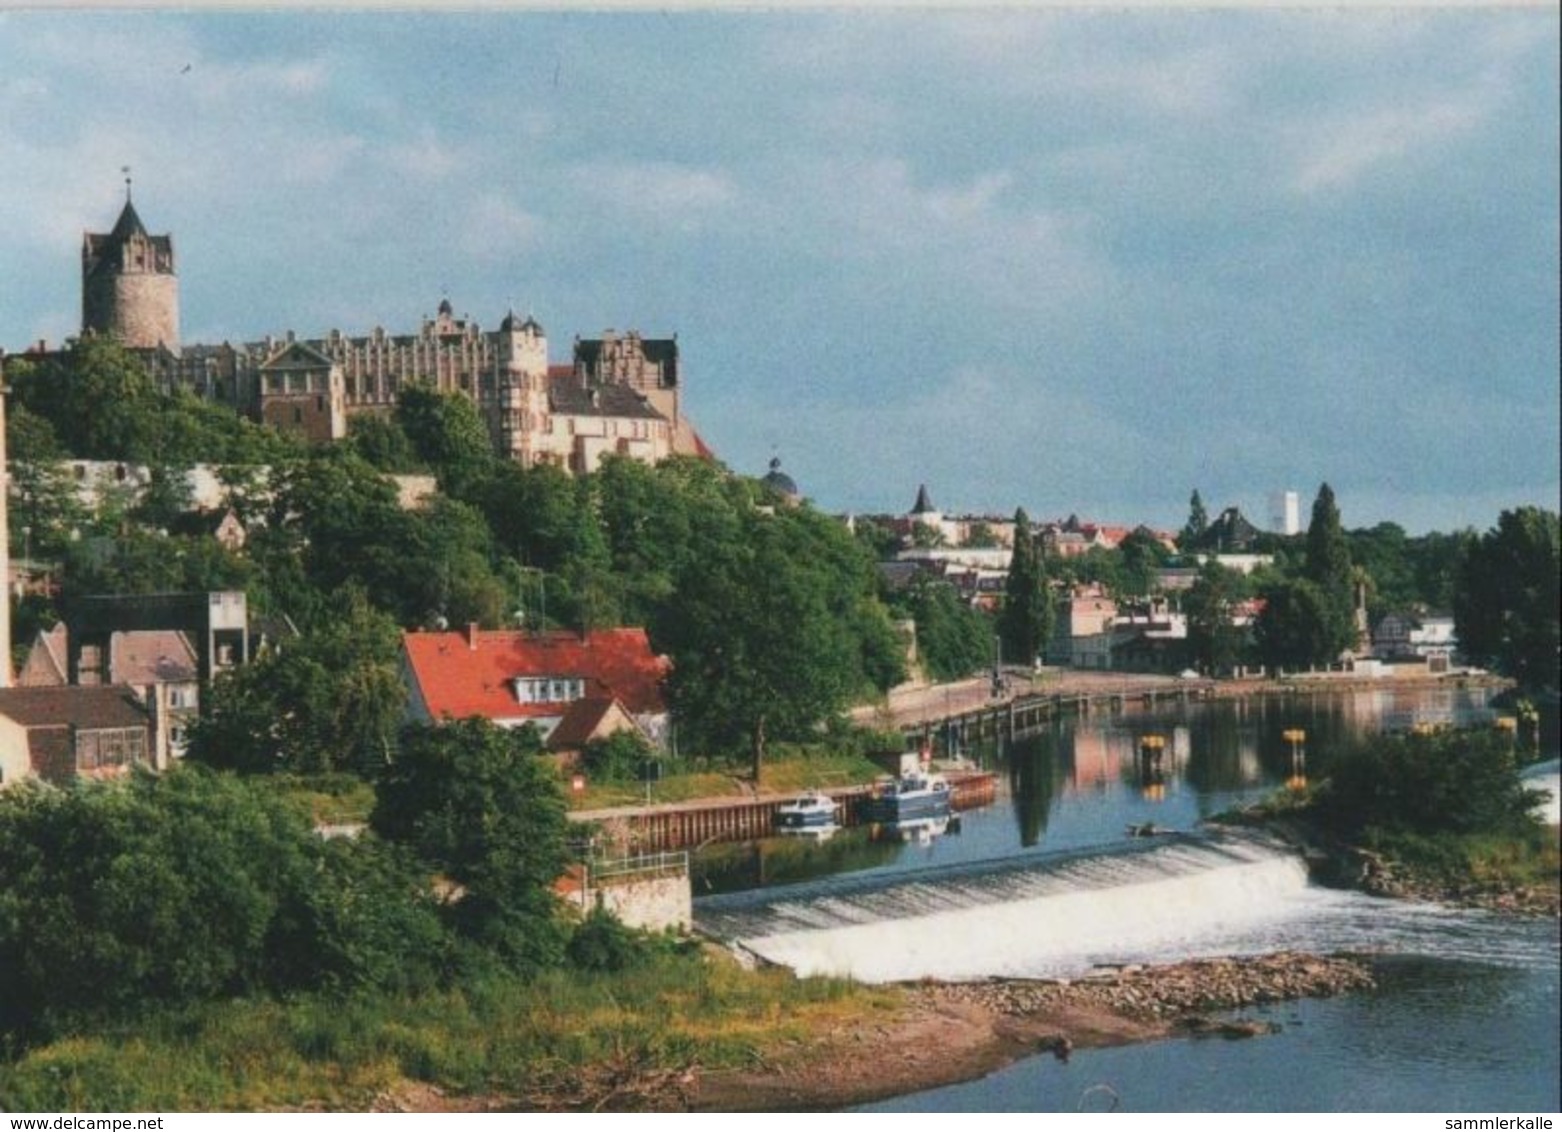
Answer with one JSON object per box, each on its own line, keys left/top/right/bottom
{"left": 1046, "top": 584, "right": 1119, "bottom": 667}
{"left": 18, "top": 623, "right": 200, "bottom": 765}
{"left": 168, "top": 506, "right": 248, "bottom": 552}
{"left": 401, "top": 625, "right": 670, "bottom": 751}
{"left": 0, "top": 686, "right": 154, "bottom": 787}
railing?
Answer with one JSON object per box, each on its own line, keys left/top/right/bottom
{"left": 586, "top": 850, "right": 689, "bottom": 886}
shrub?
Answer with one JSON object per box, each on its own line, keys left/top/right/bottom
{"left": 1311, "top": 727, "right": 1544, "bottom": 840}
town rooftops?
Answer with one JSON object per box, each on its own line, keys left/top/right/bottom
{"left": 401, "top": 626, "right": 669, "bottom": 726}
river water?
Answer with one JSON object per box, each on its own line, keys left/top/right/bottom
{"left": 690, "top": 685, "right": 1562, "bottom": 1112}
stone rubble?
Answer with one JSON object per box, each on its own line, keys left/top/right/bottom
{"left": 909, "top": 951, "right": 1376, "bottom": 1023}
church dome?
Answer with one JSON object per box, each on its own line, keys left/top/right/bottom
{"left": 761, "top": 457, "right": 799, "bottom": 499}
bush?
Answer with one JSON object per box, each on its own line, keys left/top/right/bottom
{"left": 1311, "top": 727, "right": 1544, "bottom": 840}
{"left": 566, "top": 909, "right": 651, "bottom": 972}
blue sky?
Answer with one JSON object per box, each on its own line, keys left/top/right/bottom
{"left": 2, "top": 9, "right": 1557, "bottom": 535}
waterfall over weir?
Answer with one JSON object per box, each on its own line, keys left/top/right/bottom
{"left": 693, "top": 831, "right": 1335, "bottom": 983}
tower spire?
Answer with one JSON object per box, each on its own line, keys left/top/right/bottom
{"left": 121, "top": 165, "right": 132, "bottom": 203}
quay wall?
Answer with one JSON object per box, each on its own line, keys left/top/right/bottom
{"left": 569, "top": 770, "right": 996, "bottom": 853}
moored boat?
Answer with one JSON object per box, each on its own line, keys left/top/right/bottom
{"left": 859, "top": 769, "right": 952, "bottom": 824}
{"left": 776, "top": 790, "right": 840, "bottom": 831}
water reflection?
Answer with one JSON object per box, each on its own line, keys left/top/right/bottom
{"left": 693, "top": 686, "right": 1504, "bottom": 895}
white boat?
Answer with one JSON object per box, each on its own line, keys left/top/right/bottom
{"left": 776, "top": 790, "right": 840, "bottom": 831}
{"left": 860, "top": 769, "right": 953, "bottom": 824}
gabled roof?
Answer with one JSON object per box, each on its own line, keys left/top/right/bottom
{"left": 18, "top": 624, "right": 69, "bottom": 687}
{"left": 546, "top": 696, "right": 641, "bottom": 752}
{"left": 402, "top": 627, "right": 669, "bottom": 725}
{"left": 260, "top": 341, "right": 335, "bottom": 370}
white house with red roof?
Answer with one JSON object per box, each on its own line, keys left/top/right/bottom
{"left": 399, "top": 625, "right": 670, "bottom": 751}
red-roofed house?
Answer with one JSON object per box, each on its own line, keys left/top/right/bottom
{"left": 400, "top": 626, "right": 670, "bottom": 751}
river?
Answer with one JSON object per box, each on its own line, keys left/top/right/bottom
{"left": 690, "top": 684, "right": 1562, "bottom": 1112}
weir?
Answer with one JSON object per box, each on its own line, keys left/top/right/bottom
{"left": 693, "top": 830, "right": 1326, "bottom": 983}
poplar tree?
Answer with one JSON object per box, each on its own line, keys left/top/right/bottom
{"left": 1303, "top": 482, "right": 1357, "bottom": 657}
{"left": 999, "top": 508, "right": 1053, "bottom": 668}
{"left": 1182, "top": 489, "right": 1209, "bottom": 548}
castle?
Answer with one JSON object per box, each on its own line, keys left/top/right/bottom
{"left": 57, "top": 191, "right": 709, "bottom": 473}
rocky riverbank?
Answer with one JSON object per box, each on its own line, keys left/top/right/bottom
{"left": 689, "top": 950, "right": 1376, "bottom": 1112}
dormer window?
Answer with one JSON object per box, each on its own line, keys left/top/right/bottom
{"left": 511, "top": 676, "right": 586, "bottom": 705}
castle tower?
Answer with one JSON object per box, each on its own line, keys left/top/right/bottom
{"left": 81, "top": 183, "right": 179, "bottom": 353}
{"left": 495, "top": 312, "right": 549, "bottom": 464}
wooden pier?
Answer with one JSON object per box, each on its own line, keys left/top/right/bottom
{"left": 569, "top": 769, "right": 996, "bottom": 853}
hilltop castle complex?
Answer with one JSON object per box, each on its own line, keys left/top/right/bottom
{"left": 57, "top": 193, "right": 709, "bottom": 473}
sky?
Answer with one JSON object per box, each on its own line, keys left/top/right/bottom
{"left": 1, "top": 8, "right": 1557, "bottom": 536}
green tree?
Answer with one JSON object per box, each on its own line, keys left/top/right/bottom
{"left": 898, "top": 577, "right": 993, "bottom": 682}
{"left": 1254, "top": 577, "right": 1339, "bottom": 671}
{"left": 395, "top": 384, "right": 495, "bottom": 498}
{"left": 1181, "top": 489, "right": 1209, "bottom": 548}
{"left": 0, "top": 767, "right": 446, "bottom": 1037}
{"left": 998, "top": 509, "right": 1052, "bottom": 667}
{"left": 659, "top": 507, "right": 897, "bottom": 780}
{"left": 1302, "top": 482, "right": 1356, "bottom": 657}
{"left": 348, "top": 412, "right": 426, "bottom": 473}
{"left": 1184, "top": 559, "right": 1251, "bottom": 673}
{"left": 1117, "top": 528, "right": 1170, "bottom": 598}
{"left": 5, "top": 405, "right": 86, "bottom": 558}
{"left": 372, "top": 720, "right": 569, "bottom": 971}
{"left": 189, "top": 590, "right": 406, "bottom": 775}
{"left": 1453, "top": 507, "right": 1560, "bottom": 690}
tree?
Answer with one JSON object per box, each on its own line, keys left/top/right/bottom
{"left": 1116, "top": 528, "right": 1170, "bottom": 598}
{"left": 658, "top": 507, "right": 898, "bottom": 780}
{"left": 1453, "top": 508, "right": 1560, "bottom": 690}
{"left": 395, "top": 383, "right": 495, "bottom": 498}
{"left": 372, "top": 720, "right": 569, "bottom": 971}
{"left": 188, "top": 589, "right": 406, "bottom": 775}
{"left": 1184, "top": 559, "right": 1251, "bottom": 674}
{"left": 898, "top": 577, "right": 993, "bottom": 683}
{"left": 1181, "top": 489, "right": 1209, "bottom": 548}
{"left": 5, "top": 405, "right": 86, "bottom": 558}
{"left": 998, "top": 509, "right": 1052, "bottom": 667}
{"left": 1254, "top": 577, "right": 1339, "bottom": 671}
{"left": 0, "top": 767, "right": 446, "bottom": 1037}
{"left": 1302, "top": 483, "right": 1357, "bottom": 658}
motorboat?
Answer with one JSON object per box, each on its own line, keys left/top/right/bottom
{"left": 859, "top": 769, "right": 952, "bottom": 824}
{"left": 775, "top": 790, "right": 840, "bottom": 831}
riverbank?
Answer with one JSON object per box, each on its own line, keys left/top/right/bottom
{"left": 688, "top": 951, "right": 1376, "bottom": 1112}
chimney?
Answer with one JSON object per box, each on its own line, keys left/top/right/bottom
{"left": 464, "top": 623, "right": 479, "bottom": 650}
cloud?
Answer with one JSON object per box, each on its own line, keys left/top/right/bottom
{"left": 461, "top": 193, "right": 543, "bottom": 259}
{"left": 568, "top": 161, "right": 737, "bottom": 229}
{"left": 1289, "top": 95, "right": 1492, "bottom": 195}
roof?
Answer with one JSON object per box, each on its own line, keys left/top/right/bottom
{"left": 402, "top": 627, "right": 669, "bottom": 725}
{"left": 761, "top": 457, "right": 799, "bottom": 498}
{"left": 260, "top": 341, "right": 335, "bottom": 370}
{"left": 84, "top": 201, "right": 172, "bottom": 268}
{"left": 911, "top": 484, "right": 936, "bottom": 515}
{"left": 546, "top": 696, "right": 635, "bottom": 751}
{"left": 18, "top": 624, "right": 69, "bottom": 687}
{"left": 0, "top": 685, "right": 151, "bottom": 731}
{"left": 547, "top": 377, "right": 666, "bottom": 421}
{"left": 573, "top": 334, "right": 679, "bottom": 388}
{"left": 110, "top": 630, "right": 199, "bottom": 686}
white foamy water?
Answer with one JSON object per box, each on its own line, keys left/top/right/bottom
{"left": 695, "top": 831, "right": 1560, "bottom": 982}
